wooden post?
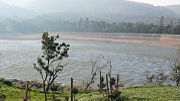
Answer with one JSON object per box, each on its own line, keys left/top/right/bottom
{"left": 109, "top": 61, "right": 112, "bottom": 93}
{"left": 106, "top": 74, "right": 109, "bottom": 100}
{"left": 109, "top": 61, "right": 112, "bottom": 75}
{"left": 100, "top": 71, "right": 102, "bottom": 91}
{"left": 109, "top": 74, "right": 112, "bottom": 93}
{"left": 71, "top": 77, "right": 73, "bottom": 101}
{"left": 117, "top": 74, "right": 119, "bottom": 89}
{"left": 24, "top": 81, "right": 29, "bottom": 101}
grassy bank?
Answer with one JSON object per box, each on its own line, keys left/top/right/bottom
{"left": 1, "top": 80, "right": 180, "bottom": 101}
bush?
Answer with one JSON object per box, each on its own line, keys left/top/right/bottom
{"left": 3, "top": 80, "right": 12, "bottom": 86}
{"left": 144, "top": 71, "right": 168, "bottom": 85}
{"left": 72, "top": 87, "right": 79, "bottom": 101}
{"left": 72, "top": 88, "right": 79, "bottom": 95}
{"left": 110, "top": 77, "right": 116, "bottom": 86}
{"left": 170, "top": 64, "right": 180, "bottom": 86}
{"left": 0, "top": 78, "right": 4, "bottom": 82}
{"left": 64, "top": 96, "right": 69, "bottom": 101}
{"left": 108, "top": 90, "right": 121, "bottom": 100}
{"left": 0, "top": 93, "right": 6, "bottom": 99}
{"left": 50, "top": 84, "right": 58, "bottom": 92}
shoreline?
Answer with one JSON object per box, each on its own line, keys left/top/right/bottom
{"left": 1, "top": 32, "right": 180, "bottom": 48}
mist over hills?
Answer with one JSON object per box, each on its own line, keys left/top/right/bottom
{"left": 0, "top": 0, "right": 179, "bottom": 20}
{"left": 166, "top": 5, "right": 180, "bottom": 16}
{"left": 0, "top": 1, "right": 37, "bottom": 18}
{"left": 0, "top": 0, "right": 180, "bottom": 34}
{"left": 22, "top": 0, "right": 175, "bottom": 17}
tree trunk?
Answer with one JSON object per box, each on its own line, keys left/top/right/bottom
{"left": 46, "top": 85, "right": 50, "bottom": 92}
{"left": 43, "top": 82, "right": 47, "bottom": 101}
{"left": 52, "top": 92, "right": 55, "bottom": 101}
{"left": 71, "top": 78, "right": 73, "bottom": 101}
{"left": 177, "top": 79, "right": 180, "bottom": 86}
{"left": 85, "top": 83, "right": 91, "bottom": 91}
{"left": 106, "top": 74, "right": 109, "bottom": 100}
{"left": 85, "top": 74, "right": 95, "bottom": 91}
{"left": 100, "top": 71, "right": 102, "bottom": 92}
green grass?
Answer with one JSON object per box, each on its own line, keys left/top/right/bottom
{"left": 0, "top": 82, "right": 69, "bottom": 101}
{"left": 0, "top": 81, "right": 180, "bottom": 101}
{"left": 76, "top": 86, "right": 180, "bottom": 101}
{"left": 121, "top": 85, "right": 180, "bottom": 101}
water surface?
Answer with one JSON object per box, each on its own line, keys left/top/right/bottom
{"left": 0, "top": 39, "right": 177, "bottom": 86}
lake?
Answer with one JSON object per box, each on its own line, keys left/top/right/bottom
{"left": 0, "top": 39, "right": 178, "bottom": 86}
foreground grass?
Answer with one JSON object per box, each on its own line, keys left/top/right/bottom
{"left": 121, "top": 85, "right": 180, "bottom": 101}
{"left": 76, "top": 86, "right": 180, "bottom": 101}
{"left": 0, "top": 82, "right": 180, "bottom": 101}
{"left": 0, "top": 82, "right": 69, "bottom": 101}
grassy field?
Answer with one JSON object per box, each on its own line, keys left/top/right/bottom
{"left": 0, "top": 81, "right": 180, "bottom": 101}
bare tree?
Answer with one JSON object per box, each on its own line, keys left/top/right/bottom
{"left": 84, "top": 56, "right": 108, "bottom": 91}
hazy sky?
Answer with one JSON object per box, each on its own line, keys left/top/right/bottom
{"left": 130, "top": 0, "right": 180, "bottom": 6}
{"left": 1, "top": 0, "right": 180, "bottom": 7}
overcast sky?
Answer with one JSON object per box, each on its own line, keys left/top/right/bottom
{"left": 130, "top": 0, "right": 180, "bottom": 6}
{"left": 1, "top": 0, "right": 180, "bottom": 7}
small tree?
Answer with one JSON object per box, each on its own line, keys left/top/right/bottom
{"left": 98, "top": 75, "right": 106, "bottom": 93}
{"left": 109, "top": 77, "right": 116, "bottom": 92}
{"left": 170, "top": 48, "right": 180, "bottom": 86}
{"left": 72, "top": 87, "right": 79, "bottom": 100}
{"left": 33, "top": 32, "right": 70, "bottom": 101}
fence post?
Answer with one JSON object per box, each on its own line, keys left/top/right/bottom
{"left": 24, "top": 81, "right": 29, "bottom": 101}
{"left": 100, "top": 71, "right": 102, "bottom": 91}
{"left": 117, "top": 74, "right": 119, "bottom": 89}
{"left": 71, "top": 77, "right": 73, "bottom": 101}
{"left": 106, "top": 74, "right": 109, "bottom": 100}
{"left": 109, "top": 61, "right": 112, "bottom": 93}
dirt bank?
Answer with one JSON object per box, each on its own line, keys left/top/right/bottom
{"left": 2, "top": 32, "right": 180, "bottom": 48}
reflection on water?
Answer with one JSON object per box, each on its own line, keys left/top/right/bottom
{"left": 0, "top": 39, "right": 177, "bottom": 86}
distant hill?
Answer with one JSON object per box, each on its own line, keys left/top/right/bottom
{"left": 0, "top": 0, "right": 178, "bottom": 21}
{"left": 19, "top": 0, "right": 177, "bottom": 23}
{"left": 166, "top": 5, "right": 180, "bottom": 16}
{"left": 0, "top": 1, "right": 37, "bottom": 18}
{"left": 25, "top": 0, "right": 176, "bottom": 17}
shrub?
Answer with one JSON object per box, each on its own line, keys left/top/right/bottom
{"left": 98, "top": 76, "right": 106, "bottom": 93}
{"left": 110, "top": 77, "right": 116, "bottom": 86}
{"left": 72, "top": 88, "right": 79, "bottom": 95}
{"left": 72, "top": 87, "right": 79, "bottom": 101}
{"left": 64, "top": 96, "right": 69, "bottom": 101}
{"left": 144, "top": 71, "right": 168, "bottom": 85}
{"left": 0, "top": 78, "right": 4, "bottom": 82}
{"left": 170, "top": 64, "right": 180, "bottom": 86}
{"left": 108, "top": 90, "right": 121, "bottom": 101}
{"left": 0, "top": 93, "right": 6, "bottom": 99}
{"left": 50, "top": 84, "right": 58, "bottom": 92}
{"left": 3, "top": 80, "right": 12, "bottom": 86}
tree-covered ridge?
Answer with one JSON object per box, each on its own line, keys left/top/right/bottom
{"left": 0, "top": 17, "right": 180, "bottom": 34}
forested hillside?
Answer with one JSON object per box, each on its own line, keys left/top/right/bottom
{"left": 0, "top": 0, "right": 180, "bottom": 34}
{"left": 0, "top": 17, "right": 180, "bottom": 34}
